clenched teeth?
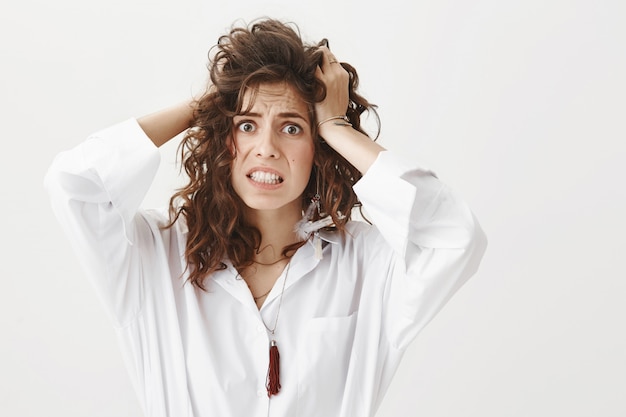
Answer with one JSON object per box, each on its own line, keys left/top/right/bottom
{"left": 248, "top": 171, "right": 283, "bottom": 184}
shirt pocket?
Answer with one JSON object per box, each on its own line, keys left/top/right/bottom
{"left": 296, "top": 313, "right": 357, "bottom": 416}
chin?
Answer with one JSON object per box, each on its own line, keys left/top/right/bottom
{"left": 240, "top": 194, "right": 303, "bottom": 214}
{"left": 244, "top": 200, "right": 291, "bottom": 212}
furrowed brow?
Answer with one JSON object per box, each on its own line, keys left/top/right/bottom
{"left": 278, "top": 112, "right": 308, "bottom": 121}
{"left": 236, "top": 111, "right": 309, "bottom": 123}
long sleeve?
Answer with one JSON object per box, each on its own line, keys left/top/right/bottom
{"left": 353, "top": 150, "right": 487, "bottom": 350}
{"left": 44, "top": 119, "right": 162, "bottom": 326}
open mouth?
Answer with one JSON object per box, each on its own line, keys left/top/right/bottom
{"left": 247, "top": 171, "right": 284, "bottom": 184}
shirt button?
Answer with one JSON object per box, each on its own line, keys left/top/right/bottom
{"left": 256, "top": 325, "right": 264, "bottom": 333}
{"left": 257, "top": 389, "right": 265, "bottom": 398}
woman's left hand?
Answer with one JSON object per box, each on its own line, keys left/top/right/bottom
{"left": 315, "top": 46, "right": 350, "bottom": 124}
{"left": 313, "top": 46, "right": 385, "bottom": 175}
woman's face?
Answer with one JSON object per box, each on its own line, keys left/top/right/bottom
{"left": 231, "top": 82, "right": 315, "bottom": 213}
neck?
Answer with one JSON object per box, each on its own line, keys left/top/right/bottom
{"left": 245, "top": 202, "right": 303, "bottom": 264}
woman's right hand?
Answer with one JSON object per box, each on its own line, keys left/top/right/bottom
{"left": 137, "top": 100, "right": 195, "bottom": 147}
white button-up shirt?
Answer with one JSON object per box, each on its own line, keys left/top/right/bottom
{"left": 44, "top": 119, "right": 487, "bottom": 417}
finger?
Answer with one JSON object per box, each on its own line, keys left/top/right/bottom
{"left": 319, "top": 46, "right": 340, "bottom": 72}
{"left": 315, "top": 65, "right": 324, "bottom": 79}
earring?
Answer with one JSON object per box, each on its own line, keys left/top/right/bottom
{"left": 294, "top": 169, "right": 332, "bottom": 260}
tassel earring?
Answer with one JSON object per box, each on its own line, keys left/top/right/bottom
{"left": 294, "top": 171, "right": 334, "bottom": 260}
{"left": 295, "top": 194, "right": 333, "bottom": 260}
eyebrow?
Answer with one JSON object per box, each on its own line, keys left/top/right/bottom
{"left": 236, "top": 112, "right": 309, "bottom": 123}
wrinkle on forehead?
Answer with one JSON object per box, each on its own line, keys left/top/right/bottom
{"left": 239, "top": 82, "right": 309, "bottom": 120}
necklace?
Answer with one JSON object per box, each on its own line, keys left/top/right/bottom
{"left": 262, "top": 260, "right": 291, "bottom": 397}
{"left": 252, "top": 256, "right": 288, "bottom": 266}
{"left": 253, "top": 288, "right": 271, "bottom": 301}
{"left": 247, "top": 261, "right": 287, "bottom": 301}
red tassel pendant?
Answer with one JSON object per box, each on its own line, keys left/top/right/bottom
{"left": 266, "top": 339, "right": 281, "bottom": 397}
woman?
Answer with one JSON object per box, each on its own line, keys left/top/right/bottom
{"left": 45, "top": 18, "right": 486, "bottom": 417}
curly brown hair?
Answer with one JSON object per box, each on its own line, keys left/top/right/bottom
{"left": 168, "top": 18, "right": 378, "bottom": 289}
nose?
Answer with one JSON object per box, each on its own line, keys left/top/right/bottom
{"left": 255, "top": 129, "right": 280, "bottom": 159}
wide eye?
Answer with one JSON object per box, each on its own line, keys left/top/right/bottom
{"left": 237, "top": 121, "right": 256, "bottom": 133}
{"left": 282, "top": 124, "right": 302, "bottom": 135}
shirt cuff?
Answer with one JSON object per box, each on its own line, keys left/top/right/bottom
{"left": 353, "top": 151, "right": 440, "bottom": 256}
{"left": 81, "top": 118, "right": 161, "bottom": 242}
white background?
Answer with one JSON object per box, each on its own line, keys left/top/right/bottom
{"left": 1, "top": 0, "right": 625, "bottom": 416}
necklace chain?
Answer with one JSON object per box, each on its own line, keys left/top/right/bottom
{"left": 262, "top": 261, "right": 291, "bottom": 335}
{"left": 241, "top": 258, "right": 288, "bottom": 300}
{"left": 252, "top": 256, "right": 288, "bottom": 266}
{"left": 253, "top": 288, "right": 271, "bottom": 301}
